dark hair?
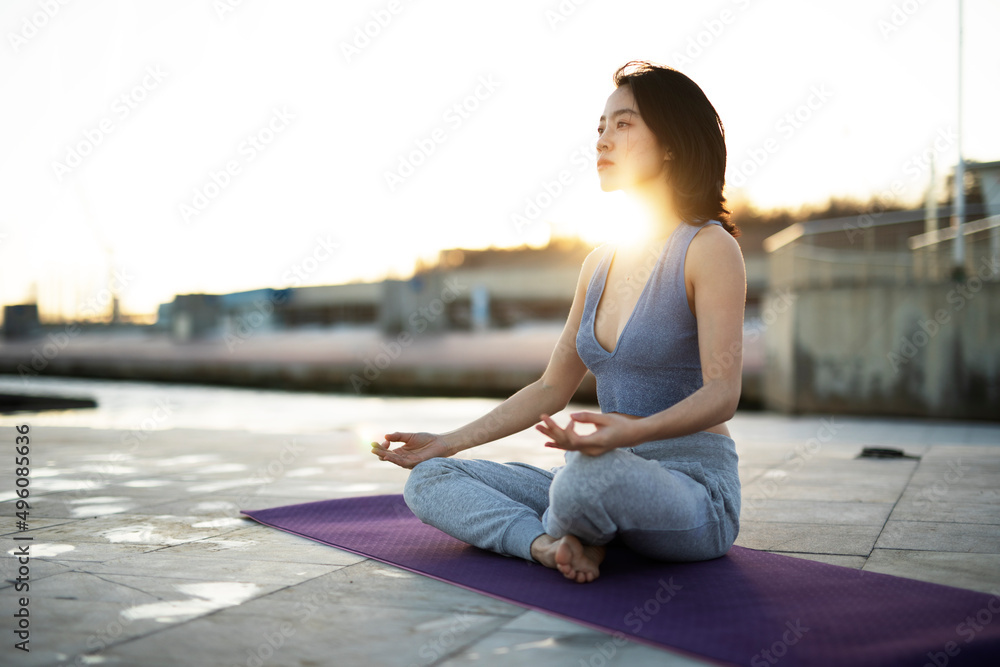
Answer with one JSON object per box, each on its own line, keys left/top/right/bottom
{"left": 612, "top": 60, "right": 740, "bottom": 238}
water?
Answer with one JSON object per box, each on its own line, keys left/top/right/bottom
{"left": 0, "top": 374, "right": 513, "bottom": 438}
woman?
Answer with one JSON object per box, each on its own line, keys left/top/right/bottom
{"left": 371, "top": 60, "right": 745, "bottom": 584}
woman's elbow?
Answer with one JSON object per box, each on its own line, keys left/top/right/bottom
{"left": 725, "top": 382, "right": 742, "bottom": 419}
{"left": 712, "top": 378, "right": 741, "bottom": 420}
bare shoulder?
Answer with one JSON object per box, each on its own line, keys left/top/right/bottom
{"left": 687, "top": 223, "right": 746, "bottom": 278}
{"left": 578, "top": 242, "right": 609, "bottom": 285}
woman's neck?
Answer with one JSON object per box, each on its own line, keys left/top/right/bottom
{"left": 628, "top": 178, "right": 684, "bottom": 243}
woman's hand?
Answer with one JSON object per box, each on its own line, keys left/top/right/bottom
{"left": 535, "top": 411, "right": 645, "bottom": 457}
{"left": 371, "top": 431, "right": 452, "bottom": 469}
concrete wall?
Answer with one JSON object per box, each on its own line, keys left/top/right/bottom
{"left": 763, "top": 277, "right": 1000, "bottom": 420}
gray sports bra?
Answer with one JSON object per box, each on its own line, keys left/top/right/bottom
{"left": 575, "top": 220, "right": 723, "bottom": 417}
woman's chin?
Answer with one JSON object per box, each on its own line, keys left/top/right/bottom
{"left": 597, "top": 178, "right": 620, "bottom": 193}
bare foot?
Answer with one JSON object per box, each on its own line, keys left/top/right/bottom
{"left": 530, "top": 534, "right": 606, "bottom": 583}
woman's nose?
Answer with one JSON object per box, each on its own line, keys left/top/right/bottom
{"left": 596, "top": 133, "right": 609, "bottom": 154}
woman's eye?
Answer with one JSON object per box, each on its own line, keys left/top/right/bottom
{"left": 617, "top": 121, "right": 629, "bottom": 129}
{"left": 596, "top": 127, "right": 604, "bottom": 135}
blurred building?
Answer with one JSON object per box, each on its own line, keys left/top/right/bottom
{"left": 761, "top": 165, "right": 998, "bottom": 420}
{"left": 157, "top": 234, "right": 772, "bottom": 340}
{"left": 1, "top": 304, "right": 40, "bottom": 341}
{"left": 158, "top": 239, "right": 598, "bottom": 339}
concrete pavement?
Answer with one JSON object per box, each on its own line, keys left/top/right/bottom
{"left": 1, "top": 378, "right": 998, "bottom": 666}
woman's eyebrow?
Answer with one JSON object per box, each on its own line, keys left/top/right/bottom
{"left": 599, "top": 108, "right": 637, "bottom": 122}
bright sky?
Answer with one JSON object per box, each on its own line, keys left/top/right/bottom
{"left": 1, "top": 0, "right": 998, "bottom": 320}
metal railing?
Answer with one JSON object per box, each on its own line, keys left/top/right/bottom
{"left": 763, "top": 204, "right": 996, "bottom": 289}
{"left": 909, "top": 214, "right": 1000, "bottom": 283}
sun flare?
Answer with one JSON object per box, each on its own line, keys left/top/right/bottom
{"left": 548, "top": 190, "right": 659, "bottom": 249}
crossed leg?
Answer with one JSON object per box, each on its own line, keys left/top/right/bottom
{"left": 404, "top": 449, "right": 727, "bottom": 583}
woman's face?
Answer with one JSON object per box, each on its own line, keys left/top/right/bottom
{"left": 595, "top": 85, "right": 671, "bottom": 193}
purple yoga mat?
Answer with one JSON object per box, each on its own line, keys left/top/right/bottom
{"left": 242, "top": 494, "right": 1000, "bottom": 666}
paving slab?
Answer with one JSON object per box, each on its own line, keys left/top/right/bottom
{"left": 766, "top": 551, "right": 868, "bottom": 569}
{"left": 96, "top": 602, "right": 514, "bottom": 667}
{"left": 4, "top": 540, "right": 160, "bottom": 566}
{"left": 13, "top": 513, "right": 248, "bottom": 546}
{"left": 6, "top": 596, "right": 187, "bottom": 660}
{"left": 863, "top": 549, "right": 1000, "bottom": 595}
{"left": 154, "top": 525, "right": 368, "bottom": 566}
{"left": 439, "top": 628, "right": 710, "bottom": 666}
{"left": 121, "top": 493, "right": 325, "bottom": 516}
{"left": 25, "top": 570, "right": 163, "bottom": 604}
{"left": 0, "top": 556, "right": 72, "bottom": 591}
{"left": 481, "top": 611, "right": 714, "bottom": 665}
{"left": 739, "top": 498, "right": 895, "bottom": 525}
{"left": 738, "top": 481, "right": 909, "bottom": 504}
{"left": 0, "top": 514, "right": 78, "bottom": 533}
{"left": 889, "top": 499, "right": 1000, "bottom": 524}
{"left": 896, "top": 483, "right": 1000, "bottom": 506}
{"left": 734, "top": 521, "right": 882, "bottom": 556}
{"left": 874, "top": 520, "right": 1000, "bottom": 554}
{"left": 222, "top": 558, "right": 525, "bottom": 618}
{"left": 81, "top": 551, "right": 341, "bottom": 584}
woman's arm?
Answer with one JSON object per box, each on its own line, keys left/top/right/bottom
{"left": 538, "top": 226, "right": 745, "bottom": 454}
{"left": 377, "top": 247, "right": 602, "bottom": 464}
{"left": 633, "top": 226, "right": 746, "bottom": 442}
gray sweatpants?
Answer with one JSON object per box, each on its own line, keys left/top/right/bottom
{"left": 403, "top": 431, "right": 741, "bottom": 563}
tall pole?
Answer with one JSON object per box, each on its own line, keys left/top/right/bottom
{"left": 952, "top": 0, "right": 966, "bottom": 281}
{"left": 925, "top": 151, "right": 937, "bottom": 235}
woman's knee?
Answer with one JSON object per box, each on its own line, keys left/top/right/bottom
{"left": 546, "top": 451, "right": 626, "bottom": 523}
{"left": 402, "top": 457, "right": 451, "bottom": 513}
{"left": 550, "top": 450, "right": 630, "bottom": 502}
